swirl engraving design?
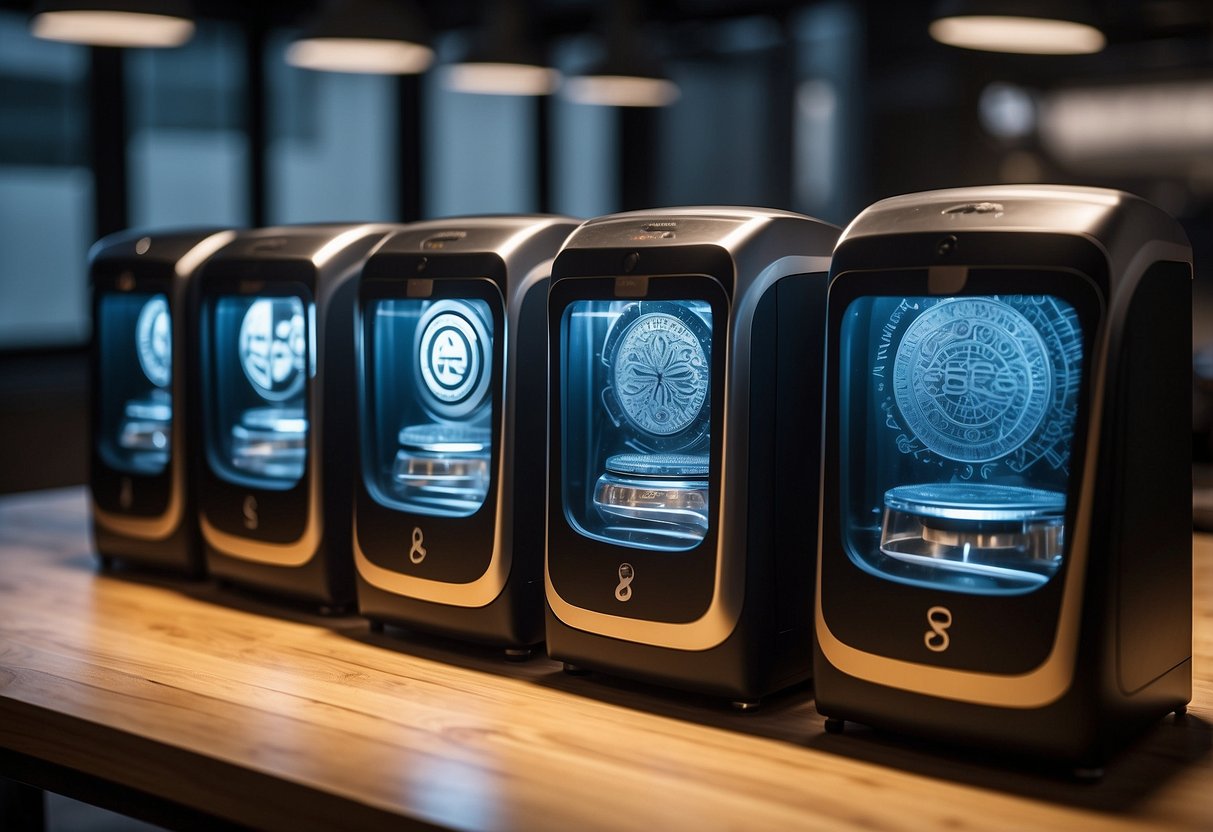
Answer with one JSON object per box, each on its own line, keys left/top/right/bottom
{"left": 893, "top": 298, "right": 1051, "bottom": 463}
{"left": 612, "top": 312, "right": 709, "bottom": 436}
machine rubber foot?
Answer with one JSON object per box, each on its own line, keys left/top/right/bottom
{"left": 367, "top": 619, "right": 385, "bottom": 634}
{"left": 504, "top": 647, "right": 533, "bottom": 661}
{"left": 731, "top": 699, "right": 762, "bottom": 712}
{"left": 562, "top": 662, "right": 590, "bottom": 676}
{"left": 823, "top": 717, "right": 845, "bottom": 734}
{"left": 1174, "top": 703, "right": 1188, "bottom": 718}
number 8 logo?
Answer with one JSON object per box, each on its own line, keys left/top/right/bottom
{"left": 924, "top": 605, "right": 953, "bottom": 652}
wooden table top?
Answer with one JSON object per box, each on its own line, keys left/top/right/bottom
{"left": 0, "top": 488, "right": 1210, "bottom": 831}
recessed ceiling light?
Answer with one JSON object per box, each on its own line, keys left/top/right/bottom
{"left": 31, "top": 1, "right": 195, "bottom": 48}
{"left": 286, "top": 0, "right": 433, "bottom": 75}
{"left": 563, "top": 74, "right": 680, "bottom": 108}
{"left": 444, "top": 63, "right": 561, "bottom": 96}
{"left": 442, "top": 1, "right": 560, "bottom": 96}
{"left": 930, "top": 14, "right": 1105, "bottom": 55}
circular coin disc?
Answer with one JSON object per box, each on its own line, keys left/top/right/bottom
{"left": 611, "top": 311, "right": 710, "bottom": 437}
{"left": 238, "top": 298, "right": 307, "bottom": 402}
{"left": 892, "top": 298, "right": 1051, "bottom": 463}
{"left": 414, "top": 300, "right": 492, "bottom": 420}
{"left": 135, "top": 295, "right": 171, "bottom": 388}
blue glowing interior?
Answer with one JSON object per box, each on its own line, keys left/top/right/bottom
{"left": 365, "top": 298, "right": 495, "bottom": 517}
{"left": 561, "top": 299, "right": 713, "bottom": 551}
{"left": 97, "top": 292, "right": 172, "bottom": 476}
{"left": 206, "top": 294, "right": 311, "bottom": 489}
{"left": 840, "top": 294, "right": 1083, "bottom": 594}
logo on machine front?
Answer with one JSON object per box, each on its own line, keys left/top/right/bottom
{"left": 409, "top": 526, "right": 428, "bottom": 564}
{"left": 924, "top": 605, "right": 953, "bottom": 652}
{"left": 243, "top": 495, "right": 259, "bottom": 530}
{"left": 615, "top": 563, "right": 635, "bottom": 602}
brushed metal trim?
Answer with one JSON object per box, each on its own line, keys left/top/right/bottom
{"left": 351, "top": 216, "right": 580, "bottom": 605}
{"left": 546, "top": 251, "right": 832, "bottom": 651}
{"left": 201, "top": 329, "right": 323, "bottom": 566}
{"left": 352, "top": 275, "right": 518, "bottom": 607}
{"left": 813, "top": 240, "right": 1191, "bottom": 708}
{"left": 93, "top": 230, "right": 237, "bottom": 541}
{"left": 200, "top": 405, "right": 322, "bottom": 567}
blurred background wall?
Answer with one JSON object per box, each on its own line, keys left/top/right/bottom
{"left": 1, "top": 0, "right": 1211, "bottom": 494}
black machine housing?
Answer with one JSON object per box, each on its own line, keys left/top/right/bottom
{"left": 354, "top": 216, "right": 580, "bottom": 649}
{"left": 196, "top": 224, "right": 396, "bottom": 608}
{"left": 90, "top": 228, "right": 236, "bottom": 575}
{"left": 546, "top": 207, "right": 840, "bottom": 704}
{"left": 814, "top": 185, "right": 1192, "bottom": 769}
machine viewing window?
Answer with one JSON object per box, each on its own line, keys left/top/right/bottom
{"left": 562, "top": 299, "right": 713, "bottom": 551}
{"left": 365, "top": 298, "right": 495, "bottom": 517}
{"left": 97, "top": 292, "right": 172, "bottom": 476}
{"left": 840, "top": 294, "right": 1083, "bottom": 595}
{"left": 206, "top": 293, "right": 312, "bottom": 489}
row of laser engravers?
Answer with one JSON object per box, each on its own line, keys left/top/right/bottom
{"left": 90, "top": 185, "right": 1193, "bottom": 776}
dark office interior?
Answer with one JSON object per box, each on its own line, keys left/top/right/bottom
{"left": 2, "top": 0, "right": 1213, "bottom": 496}
{"left": 0, "top": 3, "right": 1212, "bottom": 829}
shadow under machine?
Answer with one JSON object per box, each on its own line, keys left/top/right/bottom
{"left": 546, "top": 207, "right": 840, "bottom": 707}
{"left": 90, "top": 229, "right": 235, "bottom": 575}
{"left": 196, "top": 224, "right": 395, "bottom": 610}
{"left": 353, "top": 216, "right": 579, "bottom": 656}
{"left": 814, "top": 185, "right": 1192, "bottom": 774}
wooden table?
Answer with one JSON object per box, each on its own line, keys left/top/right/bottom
{"left": 0, "top": 488, "right": 1210, "bottom": 831}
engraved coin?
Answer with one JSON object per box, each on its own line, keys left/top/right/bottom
{"left": 414, "top": 300, "right": 492, "bottom": 420}
{"left": 135, "top": 295, "right": 171, "bottom": 388}
{"left": 611, "top": 311, "right": 710, "bottom": 437}
{"left": 892, "top": 298, "right": 1051, "bottom": 462}
{"left": 238, "top": 297, "right": 307, "bottom": 402}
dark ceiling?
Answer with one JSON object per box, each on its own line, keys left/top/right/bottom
{"left": 3, "top": 1, "right": 1212, "bottom": 47}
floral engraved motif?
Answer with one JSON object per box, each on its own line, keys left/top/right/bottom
{"left": 613, "top": 313, "right": 709, "bottom": 436}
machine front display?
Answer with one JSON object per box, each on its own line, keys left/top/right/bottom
{"left": 365, "top": 297, "right": 496, "bottom": 517}
{"left": 97, "top": 292, "right": 173, "bottom": 476}
{"left": 206, "top": 293, "right": 312, "bottom": 489}
{"left": 561, "top": 299, "right": 713, "bottom": 550}
{"left": 840, "top": 293, "right": 1083, "bottom": 594}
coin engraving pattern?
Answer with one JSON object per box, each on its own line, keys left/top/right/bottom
{"left": 135, "top": 295, "right": 171, "bottom": 388}
{"left": 892, "top": 298, "right": 1051, "bottom": 463}
{"left": 238, "top": 297, "right": 307, "bottom": 401}
{"left": 420, "top": 312, "right": 480, "bottom": 403}
{"left": 613, "top": 313, "right": 709, "bottom": 437}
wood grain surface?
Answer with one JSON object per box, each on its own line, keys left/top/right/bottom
{"left": 0, "top": 488, "right": 1210, "bottom": 831}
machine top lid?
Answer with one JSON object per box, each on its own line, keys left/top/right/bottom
{"left": 89, "top": 228, "right": 237, "bottom": 271}
{"left": 836, "top": 184, "right": 1191, "bottom": 268}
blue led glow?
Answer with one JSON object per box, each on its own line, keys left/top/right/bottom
{"left": 238, "top": 298, "right": 307, "bottom": 402}
{"left": 884, "top": 482, "right": 1065, "bottom": 522}
{"left": 562, "top": 299, "right": 713, "bottom": 551}
{"left": 841, "top": 293, "right": 1084, "bottom": 595}
{"left": 134, "top": 295, "right": 171, "bottom": 388}
{"left": 366, "top": 298, "right": 494, "bottom": 518}
{"left": 208, "top": 295, "right": 310, "bottom": 489}
{"left": 98, "top": 292, "right": 173, "bottom": 476}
